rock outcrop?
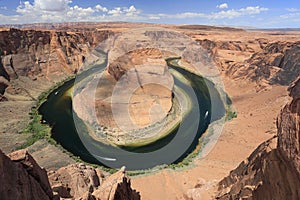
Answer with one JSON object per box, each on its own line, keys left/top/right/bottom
{"left": 277, "top": 77, "right": 300, "bottom": 176}
{"left": 0, "top": 149, "right": 140, "bottom": 200}
{"left": 0, "top": 149, "right": 53, "bottom": 200}
{"left": 91, "top": 167, "right": 140, "bottom": 200}
{"left": 0, "top": 28, "right": 112, "bottom": 97}
{"left": 101, "top": 48, "right": 174, "bottom": 128}
{"left": 48, "top": 163, "right": 140, "bottom": 200}
{"left": 216, "top": 76, "right": 300, "bottom": 200}
{"left": 48, "top": 163, "right": 103, "bottom": 199}
{"left": 197, "top": 38, "right": 300, "bottom": 86}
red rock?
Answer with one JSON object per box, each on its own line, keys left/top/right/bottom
{"left": 216, "top": 76, "right": 300, "bottom": 199}
{"left": 0, "top": 149, "right": 53, "bottom": 200}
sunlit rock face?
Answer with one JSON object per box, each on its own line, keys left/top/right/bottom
{"left": 72, "top": 27, "right": 216, "bottom": 146}
{"left": 102, "top": 48, "right": 174, "bottom": 129}
{"left": 216, "top": 76, "right": 300, "bottom": 200}
{"left": 73, "top": 48, "right": 175, "bottom": 144}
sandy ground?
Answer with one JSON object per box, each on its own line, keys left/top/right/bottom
{"left": 131, "top": 77, "right": 289, "bottom": 199}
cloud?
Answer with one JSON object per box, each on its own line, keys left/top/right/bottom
{"left": 286, "top": 8, "right": 299, "bottom": 12}
{"left": 217, "top": 3, "right": 228, "bottom": 9}
{"left": 0, "top": 6, "right": 7, "bottom": 10}
{"left": 149, "top": 6, "right": 268, "bottom": 20}
{"left": 0, "top": 1, "right": 269, "bottom": 26}
{"left": 95, "top": 5, "right": 108, "bottom": 12}
{"left": 34, "top": 0, "right": 71, "bottom": 11}
{"left": 239, "top": 6, "right": 268, "bottom": 14}
{"left": 12, "top": 0, "right": 140, "bottom": 23}
{"left": 280, "top": 12, "right": 300, "bottom": 20}
{"left": 107, "top": 7, "right": 122, "bottom": 16}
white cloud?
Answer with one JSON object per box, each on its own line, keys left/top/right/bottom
{"left": 286, "top": 8, "right": 299, "bottom": 12}
{"left": 210, "top": 9, "right": 240, "bottom": 19}
{"left": 280, "top": 12, "right": 300, "bottom": 20}
{"left": 217, "top": 3, "right": 228, "bottom": 9}
{"left": 239, "top": 6, "right": 268, "bottom": 15}
{"left": 12, "top": 1, "right": 141, "bottom": 23}
{"left": 95, "top": 5, "right": 108, "bottom": 12}
{"left": 0, "top": 6, "right": 8, "bottom": 10}
{"left": 0, "top": 2, "right": 269, "bottom": 26}
{"left": 124, "top": 5, "right": 140, "bottom": 16}
{"left": 108, "top": 7, "right": 122, "bottom": 16}
{"left": 149, "top": 6, "right": 268, "bottom": 20}
{"left": 34, "top": 0, "right": 71, "bottom": 11}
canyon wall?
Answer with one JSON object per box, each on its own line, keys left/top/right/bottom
{"left": 0, "top": 149, "right": 53, "bottom": 200}
{"left": 216, "top": 76, "right": 300, "bottom": 200}
{"left": 0, "top": 28, "right": 112, "bottom": 99}
{"left": 0, "top": 148, "right": 140, "bottom": 200}
{"left": 197, "top": 38, "right": 300, "bottom": 86}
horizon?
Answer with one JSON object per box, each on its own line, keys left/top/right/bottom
{"left": 0, "top": 0, "right": 300, "bottom": 28}
{"left": 2, "top": 21, "right": 300, "bottom": 31}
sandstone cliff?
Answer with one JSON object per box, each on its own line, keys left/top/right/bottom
{"left": 49, "top": 164, "right": 140, "bottom": 200}
{"left": 0, "top": 149, "right": 140, "bottom": 200}
{"left": 0, "top": 149, "right": 53, "bottom": 200}
{"left": 0, "top": 28, "right": 112, "bottom": 151}
{"left": 0, "top": 28, "right": 112, "bottom": 99}
{"left": 197, "top": 38, "right": 300, "bottom": 86}
{"left": 216, "top": 76, "right": 300, "bottom": 200}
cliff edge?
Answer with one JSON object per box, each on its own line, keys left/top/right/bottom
{"left": 216, "top": 77, "right": 300, "bottom": 199}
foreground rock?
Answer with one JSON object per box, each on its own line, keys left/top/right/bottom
{"left": 216, "top": 77, "right": 300, "bottom": 199}
{"left": 48, "top": 163, "right": 140, "bottom": 200}
{"left": 0, "top": 149, "right": 53, "bottom": 200}
{"left": 0, "top": 149, "right": 140, "bottom": 200}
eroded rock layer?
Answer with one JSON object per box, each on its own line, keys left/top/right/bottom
{"left": 0, "top": 149, "right": 140, "bottom": 200}
{"left": 0, "top": 28, "right": 112, "bottom": 97}
{"left": 0, "top": 149, "right": 53, "bottom": 200}
{"left": 216, "top": 76, "right": 300, "bottom": 200}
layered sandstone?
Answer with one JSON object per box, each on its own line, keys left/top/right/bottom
{"left": 73, "top": 47, "right": 175, "bottom": 146}
{"left": 0, "top": 149, "right": 53, "bottom": 200}
{"left": 48, "top": 164, "right": 140, "bottom": 199}
{"left": 196, "top": 38, "right": 300, "bottom": 87}
{"left": 0, "top": 28, "right": 112, "bottom": 98}
{"left": 277, "top": 77, "right": 300, "bottom": 176}
{"left": 216, "top": 76, "right": 300, "bottom": 199}
{"left": 100, "top": 48, "right": 174, "bottom": 128}
{"left": 0, "top": 148, "right": 140, "bottom": 200}
{"left": 0, "top": 28, "right": 111, "bottom": 152}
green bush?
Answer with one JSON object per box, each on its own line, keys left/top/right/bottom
{"left": 225, "top": 110, "right": 237, "bottom": 121}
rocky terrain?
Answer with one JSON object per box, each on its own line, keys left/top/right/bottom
{"left": 0, "top": 23, "right": 300, "bottom": 199}
{"left": 0, "top": 149, "right": 53, "bottom": 200}
{"left": 0, "top": 148, "right": 140, "bottom": 199}
{"left": 215, "top": 76, "right": 300, "bottom": 199}
{"left": 0, "top": 27, "right": 111, "bottom": 154}
{"left": 196, "top": 34, "right": 300, "bottom": 87}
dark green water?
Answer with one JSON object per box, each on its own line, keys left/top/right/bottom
{"left": 39, "top": 58, "right": 225, "bottom": 170}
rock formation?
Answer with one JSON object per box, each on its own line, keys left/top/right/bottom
{"left": 216, "top": 76, "right": 300, "bottom": 199}
{"left": 0, "top": 148, "right": 140, "bottom": 200}
{"left": 48, "top": 163, "right": 140, "bottom": 200}
{"left": 48, "top": 163, "right": 103, "bottom": 199}
{"left": 277, "top": 77, "right": 300, "bottom": 176}
{"left": 0, "top": 149, "right": 53, "bottom": 200}
{"left": 0, "top": 28, "right": 112, "bottom": 98}
{"left": 197, "top": 38, "right": 300, "bottom": 86}
{"left": 91, "top": 167, "right": 140, "bottom": 200}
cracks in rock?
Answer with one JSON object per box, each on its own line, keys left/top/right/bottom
{"left": 134, "top": 67, "right": 144, "bottom": 90}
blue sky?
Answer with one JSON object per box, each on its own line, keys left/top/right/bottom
{"left": 0, "top": 0, "right": 300, "bottom": 28}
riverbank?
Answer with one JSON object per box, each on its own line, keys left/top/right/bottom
{"left": 37, "top": 55, "right": 226, "bottom": 170}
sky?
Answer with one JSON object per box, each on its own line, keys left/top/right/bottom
{"left": 0, "top": 0, "right": 300, "bottom": 28}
